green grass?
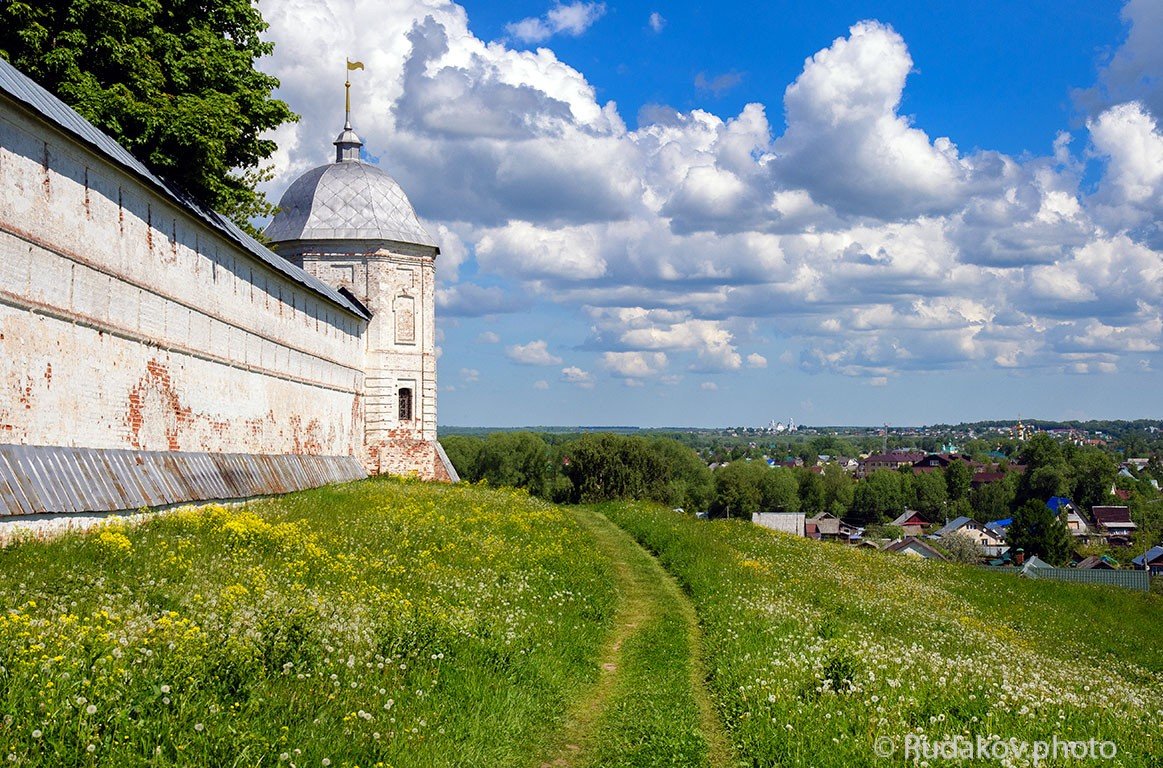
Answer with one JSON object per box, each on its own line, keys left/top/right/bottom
{"left": 0, "top": 478, "right": 617, "bottom": 767}
{"left": 5, "top": 482, "right": 1160, "bottom": 767}
{"left": 567, "top": 508, "right": 729, "bottom": 768}
{"left": 600, "top": 502, "right": 1163, "bottom": 767}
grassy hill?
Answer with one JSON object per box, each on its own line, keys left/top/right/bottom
{"left": 1, "top": 480, "right": 1160, "bottom": 766}
{"left": 0, "top": 480, "right": 617, "bottom": 766}
{"left": 603, "top": 502, "right": 1163, "bottom": 767}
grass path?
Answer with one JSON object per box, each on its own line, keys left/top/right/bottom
{"left": 539, "top": 508, "right": 734, "bottom": 768}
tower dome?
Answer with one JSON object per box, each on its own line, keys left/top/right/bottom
{"left": 264, "top": 118, "right": 436, "bottom": 248}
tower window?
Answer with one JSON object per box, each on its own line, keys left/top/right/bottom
{"left": 398, "top": 387, "right": 413, "bottom": 421}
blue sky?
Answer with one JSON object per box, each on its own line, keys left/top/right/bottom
{"left": 258, "top": 0, "right": 1163, "bottom": 427}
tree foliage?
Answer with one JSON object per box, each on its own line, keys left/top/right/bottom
{"left": 941, "top": 531, "right": 985, "bottom": 564}
{"left": 561, "top": 434, "right": 712, "bottom": 509}
{"left": 1008, "top": 499, "right": 1074, "bottom": 565}
{"left": 910, "top": 471, "right": 948, "bottom": 516}
{"left": 796, "top": 469, "right": 826, "bottom": 517}
{"left": 472, "top": 432, "right": 554, "bottom": 498}
{"left": 850, "top": 470, "right": 904, "bottom": 526}
{"left": 0, "top": 0, "right": 296, "bottom": 229}
{"left": 945, "top": 460, "right": 972, "bottom": 502}
{"left": 1015, "top": 434, "right": 1070, "bottom": 506}
{"left": 713, "top": 462, "right": 799, "bottom": 518}
{"left": 1069, "top": 448, "right": 1117, "bottom": 512}
{"left": 970, "top": 473, "right": 1017, "bottom": 522}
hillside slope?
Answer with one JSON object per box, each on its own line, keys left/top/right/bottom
{"left": 601, "top": 502, "right": 1163, "bottom": 767}
{"left": 0, "top": 479, "right": 618, "bottom": 767}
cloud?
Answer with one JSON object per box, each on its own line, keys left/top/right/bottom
{"left": 648, "top": 12, "right": 665, "bottom": 33}
{"left": 460, "top": 367, "right": 480, "bottom": 383}
{"left": 262, "top": 3, "right": 1163, "bottom": 387}
{"left": 506, "top": 339, "right": 564, "bottom": 365}
{"left": 1074, "top": 0, "right": 1163, "bottom": 120}
{"left": 561, "top": 366, "right": 594, "bottom": 388}
{"left": 773, "top": 21, "right": 983, "bottom": 220}
{"left": 700, "top": 381, "right": 718, "bottom": 391}
{"left": 694, "top": 71, "right": 744, "bottom": 97}
{"left": 533, "top": 379, "right": 550, "bottom": 390}
{"left": 507, "top": 2, "right": 606, "bottom": 44}
{"left": 1087, "top": 101, "right": 1163, "bottom": 243}
{"left": 477, "top": 331, "right": 501, "bottom": 343}
{"left": 602, "top": 351, "right": 668, "bottom": 377}
{"left": 746, "top": 353, "right": 768, "bottom": 368}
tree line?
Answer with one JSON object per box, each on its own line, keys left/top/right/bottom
{"left": 442, "top": 431, "right": 1163, "bottom": 566}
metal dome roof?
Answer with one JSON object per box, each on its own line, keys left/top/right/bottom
{"left": 264, "top": 159, "right": 438, "bottom": 248}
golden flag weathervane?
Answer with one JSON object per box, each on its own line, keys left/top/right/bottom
{"left": 344, "top": 58, "right": 365, "bottom": 128}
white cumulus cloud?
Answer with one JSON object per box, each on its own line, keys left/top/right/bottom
{"left": 506, "top": 340, "right": 564, "bottom": 365}
{"left": 506, "top": 2, "right": 606, "bottom": 44}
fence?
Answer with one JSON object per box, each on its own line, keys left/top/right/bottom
{"left": 979, "top": 564, "right": 1150, "bottom": 592}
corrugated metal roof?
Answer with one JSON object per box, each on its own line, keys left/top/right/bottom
{"left": 0, "top": 444, "right": 366, "bottom": 515}
{"left": 0, "top": 57, "right": 369, "bottom": 321}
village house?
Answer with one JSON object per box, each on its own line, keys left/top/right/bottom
{"left": 806, "top": 512, "right": 861, "bottom": 542}
{"left": 1091, "top": 506, "right": 1137, "bottom": 545}
{"left": 1132, "top": 545, "right": 1163, "bottom": 575}
{"left": 856, "top": 451, "right": 926, "bottom": 477}
{"left": 1075, "top": 554, "right": 1119, "bottom": 570}
{"left": 933, "top": 516, "right": 1009, "bottom": 558}
{"left": 884, "top": 536, "right": 946, "bottom": 560}
{"left": 890, "top": 510, "right": 931, "bottom": 536}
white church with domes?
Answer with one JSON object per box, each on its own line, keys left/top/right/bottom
{"left": 0, "top": 58, "right": 454, "bottom": 518}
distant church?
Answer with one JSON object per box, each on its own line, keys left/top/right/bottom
{"left": 0, "top": 59, "right": 454, "bottom": 517}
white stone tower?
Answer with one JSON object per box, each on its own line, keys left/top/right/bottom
{"left": 264, "top": 92, "right": 450, "bottom": 480}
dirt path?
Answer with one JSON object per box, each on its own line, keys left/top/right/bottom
{"left": 538, "top": 508, "right": 734, "bottom": 768}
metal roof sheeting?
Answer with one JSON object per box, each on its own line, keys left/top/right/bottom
{"left": 264, "top": 160, "right": 438, "bottom": 248}
{"left": 0, "top": 444, "right": 366, "bottom": 515}
{"left": 0, "top": 57, "right": 369, "bottom": 320}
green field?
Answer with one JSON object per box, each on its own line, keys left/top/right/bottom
{"left": 1, "top": 480, "right": 1161, "bottom": 766}
{"left": 602, "top": 502, "right": 1163, "bottom": 767}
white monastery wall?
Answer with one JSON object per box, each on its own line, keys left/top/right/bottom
{"left": 0, "top": 99, "right": 365, "bottom": 459}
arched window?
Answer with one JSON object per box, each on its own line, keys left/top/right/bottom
{"left": 398, "top": 387, "right": 413, "bottom": 421}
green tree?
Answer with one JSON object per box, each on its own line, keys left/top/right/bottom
{"left": 0, "top": 0, "right": 296, "bottom": 230}
{"left": 1008, "top": 499, "right": 1074, "bottom": 565}
{"left": 822, "top": 463, "right": 854, "bottom": 516}
{"left": 797, "top": 469, "right": 826, "bottom": 517}
{"left": 713, "top": 462, "right": 763, "bottom": 518}
{"left": 1070, "top": 449, "right": 1117, "bottom": 512}
{"left": 911, "top": 471, "right": 948, "bottom": 517}
{"left": 759, "top": 468, "right": 800, "bottom": 514}
{"left": 560, "top": 433, "right": 709, "bottom": 507}
{"left": 440, "top": 435, "right": 482, "bottom": 480}
{"left": 1015, "top": 434, "right": 1069, "bottom": 506}
{"left": 970, "top": 474, "right": 1017, "bottom": 522}
{"left": 945, "top": 460, "right": 972, "bottom": 502}
{"left": 473, "top": 432, "right": 553, "bottom": 497}
{"left": 645, "top": 437, "right": 715, "bottom": 512}
{"left": 850, "top": 470, "right": 904, "bottom": 526}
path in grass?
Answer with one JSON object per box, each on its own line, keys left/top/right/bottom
{"left": 539, "top": 507, "right": 734, "bottom": 768}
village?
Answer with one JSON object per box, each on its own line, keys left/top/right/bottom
{"left": 750, "top": 446, "right": 1163, "bottom": 585}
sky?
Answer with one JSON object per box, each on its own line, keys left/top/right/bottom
{"left": 255, "top": 0, "right": 1163, "bottom": 428}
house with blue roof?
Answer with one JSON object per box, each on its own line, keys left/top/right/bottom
{"left": 1132, "top": 546, "right": 1163, "bottom": 575}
